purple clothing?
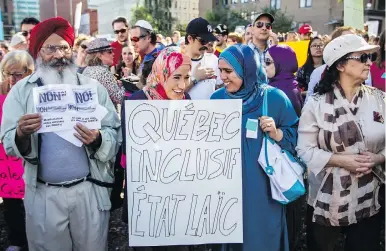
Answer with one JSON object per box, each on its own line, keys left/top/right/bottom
{"left": 268, "top": 45, "right": 304, "bottom": 117}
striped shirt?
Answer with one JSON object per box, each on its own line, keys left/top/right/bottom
{"left": 248, "top": 41, "right": 270, "bottom": 66}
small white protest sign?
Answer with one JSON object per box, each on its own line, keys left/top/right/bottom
{"left": 33, "top": 84, "right": 106, "bottom": 139}
{"left": 125, "top": 99, "right": 243, "bottom": 246}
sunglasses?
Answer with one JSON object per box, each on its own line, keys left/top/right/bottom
{"left": 21, "top": 30, "right": 30, "bottom": 37}
{"left": 80, "top": 44, "right": 88, "bottom": 50}
{"left": 345, "top": 53, "right": 374, "bottom": 63}
{"left": 130, "top": 34, "right": 147, "bottom": 42}
{"left": 255, "top": 22, "right": 272, "bottom": 30}
{"left": 103, "top": 49, "right": 113, "bottom": 54}
{"left": 264, "top": 58, "right": 274, "bottom": 66}
{"left": 114, "top": 28, "right": 127, "bottom": 34}
{"left": 195, "top": 37, "right": 208, "bottom": 45}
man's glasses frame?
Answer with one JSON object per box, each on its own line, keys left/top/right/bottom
{"left": 130, "top": 34, "right": 148, "bottom": 42}
{"left": 41, "top": 45, "right": 72, "bottom": 55}
{"left": 255, "top": 21, "right": 272, "bottom": 30}
{"left": 114, "top": 28, "right": 127, "bottom": 35}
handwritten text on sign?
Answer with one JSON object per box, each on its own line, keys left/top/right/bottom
{"left": 125, "top": 100, "right": 243, "bottom": 246}
{"left": 0, "top": 144, "right": 24, "bottom": 198}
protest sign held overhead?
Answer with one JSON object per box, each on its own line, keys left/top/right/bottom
{"left": 125, "top": 99, "right": 243, "bottom": 246}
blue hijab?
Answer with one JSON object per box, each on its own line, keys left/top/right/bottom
{"left": 219, "top": 44, "right": 268, "bottom": 107}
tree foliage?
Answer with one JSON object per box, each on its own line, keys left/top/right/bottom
{"left": 140, "top": 0, "right": 175, "bottom": 35}
{"left": 260, "top": 6, "right": 294, "bottom": 33}
{"left": 131, "top": 6, "right": 156, "bottom": 28}
{"left": 205, "top": 6, "right": 249, "bottom": 32}
{"left": 175, "top": 23, "right": 188, "bottom": 36}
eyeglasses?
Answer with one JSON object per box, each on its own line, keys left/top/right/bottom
{"left": 255, "top": 22, "right": 272, "bottom": 30}
{"left": 3, "top": 70, "right": 26, "bottom": 79}
{"left": 103, "top": 49, "right": 113, "bottom": 54}
{"left": 114, "top": 28, "right": 127, "bottom": 34}
{"left": 345, "top": 53, "right": 373, "bottom": 63}
{"left": 310, "top": 44, "right": 324, "bottom": 49}
{"left": 21, "top": 30, "right": 30, "bottom": 37}
{"left": 264, "top": 58, "right": 274, "bottom": 66}
{"left": 130, "top": 34, "right": 147, "bottom": 42}
{"left": 80, "top": 44, "right": 88, "bottom": 50}
{"left": 195, "top": 37, "right": 208, "bottom": 45}
{"left": 41, "top": 45, "right": 72, "bottom": 55}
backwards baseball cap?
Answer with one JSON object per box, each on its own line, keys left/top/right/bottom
{"left": 323, "top": 34, "right": 379, "bottom": 67}
{"left": 186, "top": 17, "right": 217, "bottom": 42}
{"left": 134, "top": 20, "right": 153, "bottom": 31}
{"left": 214, "top": 24, "right": 229, "bottom": 35}
{"left": 298, "top": 24, "right": 313, "bottom": 35}
{"left": 253, "top": 12, "right": 275, "bottom": 24}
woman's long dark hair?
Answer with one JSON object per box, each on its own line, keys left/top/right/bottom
{"left": 302, "top": 37, "right": 325, "bottom": 75}
{"left": 116, "top": 44, "right": 139, "bottom": 77}
{"left": 315, "top": 54, "right": 349, "bottom": 95}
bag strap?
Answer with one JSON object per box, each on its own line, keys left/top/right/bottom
{"left": 262, "top": 88, "right": 272, "bottom": 170}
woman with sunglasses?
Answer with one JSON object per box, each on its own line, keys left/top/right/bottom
{"left": 297, "top": 34, "right": 385, "bottom": 251}
{"left": 265, "top": 44, "right": 303, "bottom": 117}
{"left": 83, "top": 38, "right": 125, "bottom": 107}
{"left": 264, "top": 46, "right": 303, "bottom": 251}
{"left": 296, "top": 36, "right": 325, "bottom": 95}
{"left": 211, "top": 44, "right": 298, "bottom": 251}
{"left": 121, "top": 46, "right": 192, "bottom": 251}
{"left": 0, "top": 50, "right": 34, "bottom": 251}
{"left": 74, "top": 35, "right": 93, "bottom": 69}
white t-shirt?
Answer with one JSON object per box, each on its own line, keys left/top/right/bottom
{"left": 188, "top": 53, "right": 222, "bottom": 100}
{"left": 305, "top": 64, "right": 373, "bottom": 103}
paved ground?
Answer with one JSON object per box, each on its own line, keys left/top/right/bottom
{"left": 0, "top": 204, "right": 383, "bottom": 251}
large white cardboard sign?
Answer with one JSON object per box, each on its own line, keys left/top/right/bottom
{"left": 125, "top": 100, "right": 243, "bottom": 246}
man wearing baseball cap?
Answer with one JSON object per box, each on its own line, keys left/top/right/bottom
{"left": 248, "top": 12, "right": 278, "bottom": 65}
{"left": 214, "top": 24, "right": 229, "bottom": 57}
{"left": 298, "top": 24, "right": 313, "bottom": 40}
{"left": 184, "top": 17, "right": 222, "bottom": 100}
{"left": 130, "top": 20, "right": 160, "bottom": 75}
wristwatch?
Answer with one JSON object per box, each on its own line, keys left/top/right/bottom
{"left": 191, "top": 77, "right": 198, "bottom": 86}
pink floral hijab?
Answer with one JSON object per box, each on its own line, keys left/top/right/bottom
{"left": 143, "top": 46, "right": 191, "bottom": 100}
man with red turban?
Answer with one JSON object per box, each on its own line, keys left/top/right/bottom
{"left": 0, "top": 17, "right": 121, "bottom": 251}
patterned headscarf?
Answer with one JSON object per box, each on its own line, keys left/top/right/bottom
{"left": 144, "top": 46, "right": 191, "bottom": 100}
{"left": 219, "top": 44, "right": 268, "bottom": 106}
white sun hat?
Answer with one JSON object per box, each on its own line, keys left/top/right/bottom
{"left": 323, "top": 34, "right": 380, "bottom": 67}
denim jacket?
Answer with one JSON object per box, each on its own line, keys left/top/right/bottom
{"left": 0, "top": 72, "right": 122, "bottom": 211}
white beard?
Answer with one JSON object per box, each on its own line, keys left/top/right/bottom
{"left": 35, "top": 56, "right": 79, "bottom": 86}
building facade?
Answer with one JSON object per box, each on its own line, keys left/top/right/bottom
{"left": 91, "top": 0, "right": 139, "bottom": 35}
{"left": 225, "top": 0, "right": 344, "bottom": 35}
{"left": 13, "top": 0, "right": 40, "bottom": 31}
{"left": 171, "top": 0, "right": 199, "bottom": 27}
{"left": 39, "top": 0, "right": 88, "bottom": 26}
{"left": 0, "top": 0, "right": 14, "bottom": 40}
{"left": 365, "top": 0, "right": 385, "bottom": 35}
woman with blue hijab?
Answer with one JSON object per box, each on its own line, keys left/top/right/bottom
{"left": 211, "top": 44, "right": 299, "bottom": 251}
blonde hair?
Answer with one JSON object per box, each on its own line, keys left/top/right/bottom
{"left": 0, "top": 50, "right": 34, "bottom": 82}
{"left": 85, "top": 53, "right": 103, "bottom": 66}
{"left": 228, "top": 32, "right": 243, "bottom": 44}
{"left": 75, "top": 34, "right": 92, "bottom": 48}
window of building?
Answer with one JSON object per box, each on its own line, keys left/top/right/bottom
{"left": 270, "top": 0, "right": 280, "bottom": 9}
{"left": 240, "top": 0, "right": 248, "bottom": 3}
{"left": 300, "top": 0, "right": 312, "bottom": 7}
{"left": 232, "top": 0, "right": 238, "bottom": 4}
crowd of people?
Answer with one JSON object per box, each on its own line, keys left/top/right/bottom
{"left": 0, "top": 11, "right": 384, "bottom": 251}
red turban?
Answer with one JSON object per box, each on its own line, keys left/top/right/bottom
{"left": 29, "top": 17, "right": 75, "bottom": 59}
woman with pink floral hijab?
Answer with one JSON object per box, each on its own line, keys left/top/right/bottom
{"left": 120, "top": 47, "right": 192, "bottom": 251}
